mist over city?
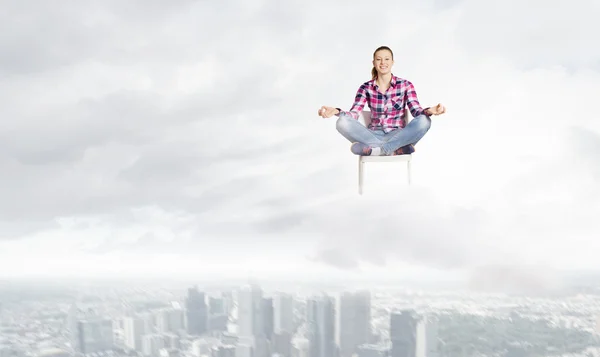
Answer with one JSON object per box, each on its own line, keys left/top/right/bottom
{"left": 2, "top": 0, "right": 600, "bottom": 356}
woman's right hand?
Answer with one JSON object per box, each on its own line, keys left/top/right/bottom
{"left": 318, "top": 106, "right": 339, "bottom": 118}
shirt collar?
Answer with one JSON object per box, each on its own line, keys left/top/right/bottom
{"left": 372, "top": 74, "right": 398, "bottom": 88}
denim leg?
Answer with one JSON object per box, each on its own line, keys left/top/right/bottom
{"left": 380, "top": 114, "right": 432, "bottom": 155}
{"left": 336, "top": 113, "right": 385, "bottom": 147}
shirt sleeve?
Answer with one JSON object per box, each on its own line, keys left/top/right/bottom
{"left": 337, "top": 84, "right": 368, "bottom": 120}
{"left": 405, "top": 80, "right": 428, "bottom": 118}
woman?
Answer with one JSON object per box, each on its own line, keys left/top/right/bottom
{"left": 318, "top": 45, "right": 446, "bottom": 156}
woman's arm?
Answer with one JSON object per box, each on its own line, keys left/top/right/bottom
{"left": 318, "top": 84, "right": 369, "bottom": 119}
{"left": 404, "top": 80, "right": 428, "bottom": 118}
{"left": 337, "top": 85, "right": 369, "bottom": 120}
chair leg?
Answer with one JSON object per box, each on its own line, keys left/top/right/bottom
{"left": 407, "top": 160, "right": 412, "bottom": 185}
{"left": 358, "top": 157, "right": 364, "bottom": 195}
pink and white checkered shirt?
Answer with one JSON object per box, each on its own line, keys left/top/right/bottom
{"left": 338, "top": 75, "right": 429, "bottom": 133}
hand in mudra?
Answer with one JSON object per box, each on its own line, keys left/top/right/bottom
{"left": 428, "top": 103, "right": 447, "bottom": 115}
{"left": 318, "top": 106, "right": 339, "bottom": 118}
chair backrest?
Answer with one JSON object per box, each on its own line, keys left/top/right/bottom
{"left": 360, "top": 109, "right": 411, "bottom": 126}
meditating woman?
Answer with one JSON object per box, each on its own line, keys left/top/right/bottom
{"left": 318, "top": 45, "right": 446, "bottom": 156}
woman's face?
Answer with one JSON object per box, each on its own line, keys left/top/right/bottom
{"left": 373, "top": 49, "right": 394, "bottom": 76}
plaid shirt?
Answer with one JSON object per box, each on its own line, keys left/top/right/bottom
{"left": 338, "top": 75, "right": 428, "bottom": 133}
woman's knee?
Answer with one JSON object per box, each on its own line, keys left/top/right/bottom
{"left": 336, "top": 114, "right": 353, "bottom": 134}
{"left": 414, "top": 114, "right": 432, "bottom": 132}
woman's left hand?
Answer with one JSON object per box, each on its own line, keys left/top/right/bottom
{"left": 427, "top": 103, "right": 446, "bottom": 116}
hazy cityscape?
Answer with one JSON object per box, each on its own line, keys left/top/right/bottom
{"left": 2, "top": 277, "right": 600, "bottom": 357}
{"left": 3, "top": 0, "right": 600, "bottom": 357}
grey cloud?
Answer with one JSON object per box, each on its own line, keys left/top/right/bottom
{"left": 307, "top": 126, "right": 600, "bottom": 272}
{"left": 467, "top": 265, "right": 564, "bottom": 295}
{"left": 569, "top": 126, "right": 600, "bottom": 171}
{"left": 455, "top": 0, "right": 600, "bottom": 68}
{"left": 1, "top": 0, "right": 599, "bottom": 284}
{"left": 306, "top": 198, "right": 494, "bottom": 271}
{"left": 252, "top": 210, "right": 314, "bottom": 235}
{"left": 0, "top": 0, "right": 206, "bottom": 76}
{"left": 0, "top": 220, "right": 59, "bottom": 240}
{"left": 85, "top": 232, "right": 183, "bottom": 255}
{"left": 307, "top": 248, "right": 360, "bottom": 270}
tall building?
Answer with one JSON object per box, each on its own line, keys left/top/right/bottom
{"left": 142, "top": 334, "right": 165, "bottom": 357}
{"left": 208, "top": 296, "right": 228, "bottom": 332}
{"left": 306, "top": 294, "right": 336, "bottom": 357}
{"left": 185, "top": 286, "right": 208, "bottom": 336}
{"left": 236, "top": 284, "right": 269, "bottom": 357}
{"left": 262, "top": 297, "right": 274, "bottom": 339}
{"left": 123, "top": 316, "right": 145, "bottom": 351}
{"left": 68, "top": 303, "right": 79, "bottom": 352}
{"left": 76, "top": 318, "right": 114, "bottom": 354}
{"left": 156, "top": 308, "right": 184, "bottom": 334}
{"left": 237, "top": 284, "right": 264, "bottom": 338}
{"left": 272, "top": 331, "right": 292, "bottom": 357}
{"left": 273, "top": 293, "right": 295, "bottom": 334}
{"left": 209, "top": 297, "right": 225, "bottom": 315}
{"left": 420, "top": 317, "right": 440, "bottom": 357}
{"left": 390, "top": 310, "right": 417, "bottom": 357}
{"left": 336, "top": 290, "right": 371, "bottom": 357}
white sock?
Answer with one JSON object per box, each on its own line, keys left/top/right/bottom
{"left": 371, "top": 147, "right": 382, "bottom": 156}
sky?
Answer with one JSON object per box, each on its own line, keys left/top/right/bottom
{"left": 1, "top": 0, "right": 600, "bottom": 290}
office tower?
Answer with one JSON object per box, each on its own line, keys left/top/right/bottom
{"left": 237, "top": 284, "right": 271, "bottom": 357}
{"left": 68, "top": 303, "right": 79, "bottom": 352}
{"left": 221, "top": 291, "right": 235, "bottom": 316}
{"left": 139, "top": 312, "right": 156, "bottom": 335}
{"left": 237, "top": 284, "right": 264, "bottom": 338}
{"left": 186, "top": 286, "right": 208, "bottom": 336}
{"left": 156, "top": 308, "right": 184, "bottom": 334}
{"left": 273, "top": 293, "right": 295, "bottom": 334}
{"left": 390, "top": 310, "right": 418, "bottom": 357}
{"left": 306, "top": 294, "right": 336, "bottom": 357}
{"left": 262, "top": 297, "right": 274, "bottom": 339}
{"left": 209, "top": 296, "right": 229, "bottom": 331}
{"left": 76, "top": 318, "right": 114, "bottom": 353}
{"left": 123, "top": 316, "right": 145, "bottom": 350}
{"left": 336, "top": 290, "right": 372, "bottom": 357}
{"left": 272, "top": 331, "right": 292, "bottom": 357}
{"left": 235, "top": 339, "right": 253, "bottom": 357}
{"left": 162, "top": 333, "right": 181, "bottom": 350}
{"left": 210, "top": 297, "right": 225, "bottom": 315}
{"left": 142, "top": 334, "right": 165, "bottom": 357}
{"left": 419, "top": 317, "right": 440, "bottom": 357}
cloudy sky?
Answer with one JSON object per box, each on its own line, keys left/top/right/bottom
{"left": 1, "top": 0, "right": 600, "bottom": 288}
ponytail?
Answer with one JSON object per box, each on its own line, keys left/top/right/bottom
{"left": 371, "top": 66, "right": 377, "bottom": 79}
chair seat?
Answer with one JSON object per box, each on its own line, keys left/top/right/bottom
{"left": 359, "top": 154, "right": 412, "bottom": 162}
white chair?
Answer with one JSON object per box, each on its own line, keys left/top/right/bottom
{"left": 358, "top": 110, "right": 412, "bottom": 195}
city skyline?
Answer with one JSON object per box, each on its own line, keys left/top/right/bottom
{"left": 2, "top": 280, "right": 600, "bottom": 357}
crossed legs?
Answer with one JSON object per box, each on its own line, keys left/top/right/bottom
{"left": 336, "top": 113, "right": 432, "bottom": 155}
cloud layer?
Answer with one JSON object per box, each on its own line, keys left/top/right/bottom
{"left": 1, "top": 0, "right": 600, "bottom": 282}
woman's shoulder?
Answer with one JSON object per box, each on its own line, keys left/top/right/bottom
{"left": 394, "top": 75, "right": 414, "bottom": 86}
{"left": 360, "top": 78, "right": 376, "bottom": 87}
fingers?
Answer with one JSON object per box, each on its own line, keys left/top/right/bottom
{"left": 317, "top": 106, "right": 340, "bottom": 118}
{"left": 318, "top": 106, "right": 327, "bottom": 117}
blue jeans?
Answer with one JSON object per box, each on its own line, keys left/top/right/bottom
{"left": 335, "top": 113, "right": 432, "bottom": 155}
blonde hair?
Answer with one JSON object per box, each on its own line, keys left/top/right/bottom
{"left": 371, "top": 45, "right": 394, "bottom": 79}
